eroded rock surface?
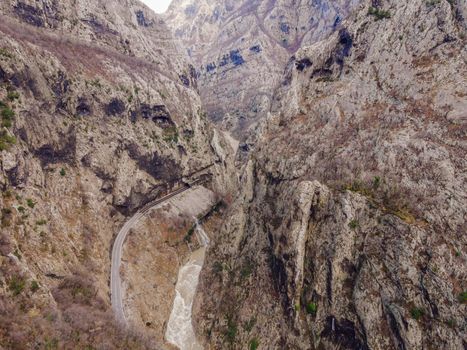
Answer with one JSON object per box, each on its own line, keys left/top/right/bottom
{"left": 0, "top": 1, "right": 235, "bottom": 348}
{"left": 165, "top": 0, "right": 360, "bottom": 144}
{"left": 0, "top": 0, "right": 465, "bottom": 349}
{"left": 194, "top": 0, "right": 466, "bottom": 348}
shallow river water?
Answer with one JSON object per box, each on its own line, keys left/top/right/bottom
{"left": 165, "top": 223, "right": 208, "bottom": 349}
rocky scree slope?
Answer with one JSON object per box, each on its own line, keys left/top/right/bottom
{"left": 0, "top": 0, "right": 234, "bottom": 348}
{"left": 194, "top": 0, "right": 466, "bottom": 349}
{"left": 164, "top": 0, "right": 360, "bottom": 146}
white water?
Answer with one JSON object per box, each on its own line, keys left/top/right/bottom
{"left": 165, "top": 221, "right": 209, "bottom": 350}
{"left": 193, "top": 217, "right": 210, "bottom": 246}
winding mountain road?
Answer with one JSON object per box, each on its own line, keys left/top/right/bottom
{"left": 111, "top": 182, "right": 203, "bottom": 324}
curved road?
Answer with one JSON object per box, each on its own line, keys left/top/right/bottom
{"left": 111, "top": 182, "right": 202, "bottom": 324}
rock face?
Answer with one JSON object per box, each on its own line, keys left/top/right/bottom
{"left": 164, "top": 0, "right": 360, "bottom": 143}
{"left": 1, "top": 0, "right": 466, "bottom": 349}
{"left": 194, "top": 0, "right": 466, "bottom": 349}
{"left": 0, "top": 1, "right": 235, "bottom": 348}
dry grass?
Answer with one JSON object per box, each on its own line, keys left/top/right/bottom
{"left": 0, "top": 269, "right": 157, "bottom": 349}
{"left": 412, "top": 55, "right": 437, "bottom": 68}
{"left": 0, "top": 15, "right": 179, "bottom": 86}
{"left": 342, "top": 177, "right": 421, "bottom": 225}
{"left": 0, "top": 220, "right": 155, "bottom": 348}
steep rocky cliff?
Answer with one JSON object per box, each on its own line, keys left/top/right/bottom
{"left": 1, "top": 0, "right": 466, "bottom": 349}
{"left": 0, "top": 0, "right": 235, "bottom": 348}
{"left": 194, "top": 0, "right": 466, "bottom": 349}
{"left": 165, "top": 0, "right": 360, "bottom": 145}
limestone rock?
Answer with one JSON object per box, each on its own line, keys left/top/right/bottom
{"left": 0, "top": 0, "right": 235, "bottom": 348}
{"left": 165, "top": 0, "right": 360, "bottom": 143}
{"left": 194, "top": 0, "right": 466, "bottom": 348}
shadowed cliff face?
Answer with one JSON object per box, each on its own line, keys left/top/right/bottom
{"left": 194, "top": 0, "right": 466, "bottom": 348}
{"left": 0, "top": 0, "right": 237, "bottom": 348}
{"left": 164, "top": 0, "right": 360, "bottom": 144}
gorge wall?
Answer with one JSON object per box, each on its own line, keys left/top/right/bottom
{"left": 0, "top": 0, "right": 465, "bottom": 349}
{"left": 0, "top": 0, "right": 235, "bottom": 348}
{"left": 193, "top": 0, "right": 466, "bottom": 349}
{"left": 164, "top": 0, "right": 360, "bottom": 147}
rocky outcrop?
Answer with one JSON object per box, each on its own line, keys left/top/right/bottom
{"left": 164, "top": 0, "right": 360, "bottom": 145}
{"left": 194, "top": 0, "right": 466, "bottom": 348}
{"left": 0, "top": 0, "right": 236, "bottom": 348}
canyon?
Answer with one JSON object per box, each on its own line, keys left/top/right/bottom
{"left": 0, "top": 0, "right": 466, "bottom": 350}
{"left": 165, "top": 0, "right": 361, "bottom": 148}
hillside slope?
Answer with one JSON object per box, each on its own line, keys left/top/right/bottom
{"left": 194, "top": 0, "right": 466, "bottom": 348}
{"left": 0, "top": 0, "right": 234, "bottom": 348}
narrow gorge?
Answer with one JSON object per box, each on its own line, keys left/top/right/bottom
{"left": 0, "top": 0, "right": 466, "bottom": 350}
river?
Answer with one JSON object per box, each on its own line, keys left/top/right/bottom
{"left": 165, "top": 221, "right": 209, "bottom": 349}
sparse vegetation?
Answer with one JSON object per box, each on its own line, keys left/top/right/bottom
{"left": 306, "top": 302, "right": 318, "bottom": 315}
{"left": 13, "top": 248, "right": 21, "bottom": 260}
{"left": 1, "top": 207, "right": 12, "bottom": 228}
{"left": 2, "top": 207, "right": 12, "bottom": 215}
{"left": 225, "top": 316, "right": 237, "bottom": 344}
{"left": 426, "top": 0, "right": 441, "bottom": 6}
{"left": 0, "top": 131, "right": 16, "bottom": 151}
{"left": 36, "top": 219, "right": 47, "bottom": 226}
{"left": 7, "top": 90, "right": 20, "bottom": 101}
{"left": 349, "top": 219, "right": 359, "bottom": 230}
{"left": 368, "top": 6, "right": 391, "bottom": 20}
{"left": 213, "top": 261, "right": 224, "bottom": 274}
{"left": 163, "top": 126, "right": 179, "bottom": 144}
{"left": 184, "top": 225, "right": 195, "bottom": 242}
{"left": 343, "top": 177, "right": 418, "bottom": 225}
{"left": 240, "top": 260, "right": 254, "bottom": 280}
{"left": 1, "top": 270, "right": 152, "bottom": 349}
{"left": 249, "top": 338, "right": 259, "bottom": 350}
{"left": 410, "top": 307, "right": 425, "bottom": 320}
{"left": 44, "top": 337, "right": 59, "bottom": 350}
{"left": 70, "top": 284, "right": 94, "bottom": 300}
{"left": 31, "top": 280, "right": 40, "bottom": 293}
{"left": 89, "top": 79, "right": 102, "bottom": 89}
{"left": 243, "top": 317, "right": 257, "bottom": 333}
{"left": 9, "top": 275, "right": 26, "bottom": 296}
{"left": 372, "top": 176, "right": 381, "bottom": 190}
{"left": 60, "top": 168, "right": 66, "bottom": 177}
{"left": 1, "top": 102, "right": 15, "bottom": 128}
{"left": 458, "top": 291, "right": 467, "bottom": 304}
{"left": 0, "top": 47, "right": 13, "bottom": 59}
{"left": 26, "top": 198, "right": 36, "bottom": 208}
{"left": 316, "top": 76, "right": 336, "bottom": 83}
